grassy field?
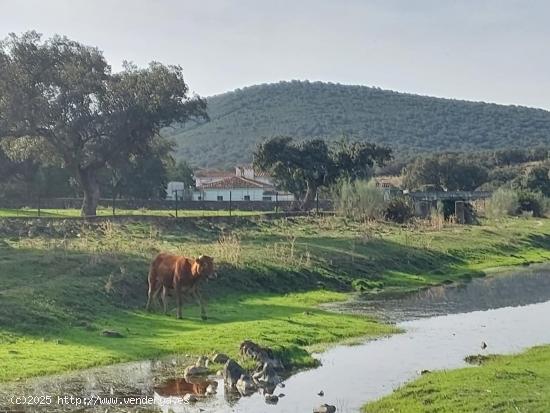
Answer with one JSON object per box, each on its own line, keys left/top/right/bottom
{"left": 1, "top": 215, "right": 550, "bottom": 382}
{"left": 0, "top": 207, "right": 263, "bottom": 218}
{"left": 363, "top": 345, "right": 550, "bottom": 412}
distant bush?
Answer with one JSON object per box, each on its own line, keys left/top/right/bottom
{"left": 487, "top": 188, "right": 519, "bottom": 218}
{"left": 335, "top": 179, "right": 385, "bottom": 221}
{"left": 384, "top": 197, "right": 414, "bottom": 223}
{"left": 517, "top": 191, "right": 546, "bottom": 217}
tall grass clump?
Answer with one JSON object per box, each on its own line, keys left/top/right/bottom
{"left": 216, "top": 231, "right": 242, "bottom": 265}
{"left": 487, "top": 188, "right": 519, "bottom": 218}
{"left": 335, "top": 179, "right": 385, "bottom": 221}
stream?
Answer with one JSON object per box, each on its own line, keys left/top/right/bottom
{"left": 2, "top": 264, "right": 550, "bottom": 412}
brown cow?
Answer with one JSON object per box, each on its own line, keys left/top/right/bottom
{"left": 145, "top": 253, "right": 217, "bottom": 319}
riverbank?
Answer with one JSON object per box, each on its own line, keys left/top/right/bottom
{"left": 363, "top": 344, "right": 550, "bottom": 412}
{"left": 1, "top": 215, "right": 550, "bottom": 382}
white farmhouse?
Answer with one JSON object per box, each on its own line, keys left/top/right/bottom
{"left": 193, "top": 176, "right": 293, "bottom": 202}
{"left": 192, "top": 164, "right": 294, "bottom": 202}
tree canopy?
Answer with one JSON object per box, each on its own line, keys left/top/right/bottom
{"left": 254, "top": 136, "right": 391, "bottom": 210}
{"left": 403, "top": 153, "right": 489, "bottom": 191}
{"left": 0, "top": 32, "right": 207, "bottom": 215}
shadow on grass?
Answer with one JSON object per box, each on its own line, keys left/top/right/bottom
{"left": 526, "top": 234, "right": 550, "bottom": 250}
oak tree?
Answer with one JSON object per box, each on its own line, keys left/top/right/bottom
{"left": 0, "top": 32, "right": 207, "bottom": 215}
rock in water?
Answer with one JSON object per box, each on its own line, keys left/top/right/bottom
{"left": 253, "top": 362, "right": 280, "bottom": 387}
{"left": 314, "top": 404, "right": 336, "bottom": 413}
{"left": 183, "top": 393, "right": 197, "bottom": 403}
{"left": 206, "top": 383, "right": 217, "bottom": 395}
{"left": 239, "top": 340, "right": 284, "bottom": 370}
{"left": 223, "top": 359, "right": 245, "bottom": 388}
{"left": 236, "top": 374, "right": 256, "bottom": 395}
{"left": 212, "top": 353, "right": 230, "bottom": 364}
{"left": 196, "top": 355, "right": 209, "bottom": 367}
{"left": 184, "top": 365, "right": 209, "bottom": 376}
{"left": 265, "top": 394, "right": 279, "bottom": 404}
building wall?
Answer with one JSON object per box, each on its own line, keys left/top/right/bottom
{"left": 166, "top": 181, "right": 185, "bottom": 200}
{"left": 193, "top": 188, "right": 264, "bottom": 201}
{"left": 193, "top": 188, "right": 294, "bottom": 202}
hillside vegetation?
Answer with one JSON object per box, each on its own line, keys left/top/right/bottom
{"left": 167, "top": 81, "right": 550, "bottom": 167}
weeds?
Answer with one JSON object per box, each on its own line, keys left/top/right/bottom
{"left": 216, "top": 230, "right": 242, "bottom": 265}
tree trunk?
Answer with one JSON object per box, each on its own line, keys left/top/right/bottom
{"left": 300, "top": 183, "right": 317, "bottom": 211}
{"left": 78, "top": 168, "right": 100, "bottom": 217}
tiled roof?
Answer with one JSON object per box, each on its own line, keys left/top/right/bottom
{"left": 200, "top": 176, "right": 272, "bottom": 190}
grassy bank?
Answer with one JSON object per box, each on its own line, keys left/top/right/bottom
{"left": 363, "top": 345, "right": 550, "bottom": 412}
{"left": 1, "top": 215, "right": 550, "bottom": 382}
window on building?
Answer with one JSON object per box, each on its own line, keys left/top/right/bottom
{"left": 244, "top": 195, "right": 250, "bottom": 201}
{"left": 262, "top": 196, "right": 272, "bottom": 201}
{"left": 217, "top": 195, "right": 223, "bottom": 201}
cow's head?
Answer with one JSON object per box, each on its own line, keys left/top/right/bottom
{"left": 195, "top": 255, "right": 217, "bottom": 280}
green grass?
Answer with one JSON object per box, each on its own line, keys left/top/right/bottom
{"left": 0, "top": 207, "right": 264, "bottom": 218}
{"left": 362, "top": 345, "right": 550, "bottom": 413}
{"left": 0, "top": 290, "right": 393, "bottom": 381}
{"left": 1, "top": 215, "right": 550, "bottom": 382}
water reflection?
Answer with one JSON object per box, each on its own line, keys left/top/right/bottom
{"left": 154, "top": 376, "right": 217, "bottom": 397}
{"left": 334, "top": 264, "right": 550, "bottom": 321}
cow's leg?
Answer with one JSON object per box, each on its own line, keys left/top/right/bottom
{"left": 149, "top": 284, "right": 162, "bottom": 311}
{"left": 175, "top": 283, "right": 182, "bottom": 319}
{"left": 146, "top": 281, "right": 160, "bottom": 311}
{"left": 146, "top": 284, "right": 153, "bottom": 311}
{"left": 193, "top": 288, "right": 208, "bottom": 321}
{"left": 161, "top": 286, "right": 168, "bottom": 314}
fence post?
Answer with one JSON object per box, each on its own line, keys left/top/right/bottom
{"left": 174, "top": 190, "right": 178, "bottom": 218}
{"left": 229, "top": 191, "right": 232, "bottom": 217}
{"left": 37, "top": 191, "right": 41, "bottom": 217}
{"left": 275, "top": 191, "right": 279, "bottom": 214}
{"left": 316, "top": 191, "right": 319, "bottom": 215}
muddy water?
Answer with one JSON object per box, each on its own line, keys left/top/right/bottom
{"left": 2, "top": 265, "right": 550, "bottom": 412}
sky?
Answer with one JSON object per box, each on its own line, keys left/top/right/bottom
{"left": 1, "top": 0, "right": 548, "bottom": 109}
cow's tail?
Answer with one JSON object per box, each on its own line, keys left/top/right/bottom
{"left": 145, "top": 262, "right": 156, "bottom": 310}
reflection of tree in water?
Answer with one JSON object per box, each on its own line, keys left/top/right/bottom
{"left": 345, "top": 266, "right": 550, "bottom": 322}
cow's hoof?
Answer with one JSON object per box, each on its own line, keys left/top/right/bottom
{"left": 201, "top": 315, "right": 208, "bottom": 321}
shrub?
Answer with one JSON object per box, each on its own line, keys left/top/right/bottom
{"left": 335, "top": 179, "right": 385, "bottom": 221}
{"left": 384, "top": 197, "right": 413, "bottom": 223}
{"left": 517, "top": 191, "right": 545, "bottom": 217}
{"left": 487, "top": 188, "right": 519, "bottom": 218}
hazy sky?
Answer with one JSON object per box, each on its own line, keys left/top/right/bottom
{"left": 1, "top": 0, "right": 548, "bottom": 109}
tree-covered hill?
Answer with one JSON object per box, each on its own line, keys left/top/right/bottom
{"left": 167, "top": 81, "right": 550, "bottom": 168}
